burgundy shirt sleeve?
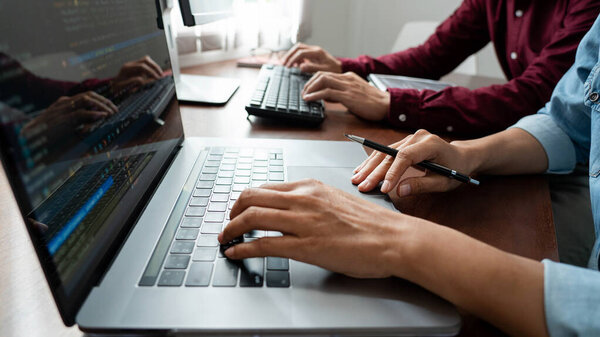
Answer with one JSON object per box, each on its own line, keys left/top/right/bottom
{"left": 386, "top": 2, "right": 599, "bottom": 137}
{"left": 339, "top": 0, "right": 489, "bottom": 80}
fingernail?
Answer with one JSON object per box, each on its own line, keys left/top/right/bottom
{"left": 303, "top": 93, "right": 313, "bottom": 100}
{"left": 359, "top": 180, "right": 371, "bottom": 190}
{"left": 224, "top": 247, "right": 234, "bottom": 258}
{"left": 351, "top": 172, "right": 362, "bottom": 181}
{"left": 398, "top": 184, "right": 411, "bottom": 197}
{"left": 381, "top": 180, "right": 390, "bottom": 193}
{"left": 217, "top": 232, "right": 224, "bottom": 243}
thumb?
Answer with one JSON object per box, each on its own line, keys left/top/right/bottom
{"left": 396, "top": 176, "right": 456, "bottom": 197}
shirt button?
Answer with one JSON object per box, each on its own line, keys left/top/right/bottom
{"left": 446, "top": 126, "right": 453, "bottom": 132}
{"left": 510, "top": 52, "right": 518, "bottom": 60}
{"left": 515, "top": 9, "right": 524, "bottom": 18}
{"left": 590, "top": 92, "right": 599, "bottom": 102}
{"left": 398, "top": 114, "right": 407, "bottom": 122}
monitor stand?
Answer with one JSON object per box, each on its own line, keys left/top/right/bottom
{"left": 175, "top": 74, "right": 240, "bottom": 105}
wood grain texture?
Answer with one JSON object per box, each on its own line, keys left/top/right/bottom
{"left": 0, "top": 59, "right": 555, "bottom": 337}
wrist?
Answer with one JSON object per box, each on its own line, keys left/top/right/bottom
{"left": 450, "top": 139, "right": 489, "bottom": 175}
{"left": 381, "top": 213, "right": 435, "bottom": 280}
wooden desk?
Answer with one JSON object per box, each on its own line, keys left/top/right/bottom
{"left": 0, "top": 60, "right": 557, "bottom": 337}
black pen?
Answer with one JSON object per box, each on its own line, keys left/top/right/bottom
{"left": 345, "top": 134, "right": 480, "bottom": 186}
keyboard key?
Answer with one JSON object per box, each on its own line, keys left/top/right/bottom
{"left": 222, "top": 158, "right": 236, "bottom": 164}
{"left": 204, "top": 212, "right": 225, "bottom": 223}
{"left": 254, "top": 152, "right": 269, "bottom": 161}
{"left": 193, "top": 189, "right": 211, "bottom": 197}
{"left": 221, "top": 164, "right": 235, "bottom": 171}
{"left": 210, "top": 147, "right": 225, "bottom": 155}
{"left": 213, "top": 259, "right": 239, "bottom": 287}
{"left": 252, "top": 173, "right": 267, "bottom": 181}
{"left": 185, "top": 206, "right": 206, "bottom": 217}
{"left": 237, "top": 163, "right": 252, "bottom": 170}
{"left": 235, "top": 169, "right": 251, "bottom": 177}
{"left": 211, "top": 194, "right": 229, "bottom": 202}
{"left": 218, "top": 170, "right": 234, "bottom": 178}
{"left": 199, "top": 173, "right": 217, "bottom": 181}
{"left": 165, "top": 255, "right": 190, "bottom": 269}
{"left": 176, "top": 228, "right": 199, "bottom": 240}
{"left": 267, "top": 257, "right": 289, "bottom": 270}
{"left": 204, "top": 160, "right": 220, "bottom": 167}
{"left": 196, "top": 180, "right": 213, "bottom": 189}
{"left": 181, "top": 217, "right": 202, "bottom": 228}
{"left": 196, "top": 234, "right": 219, "bottom": 247}
{"left": 251, "top": 181, "right": 264, "bottom": 188}
{"left": 253, "top": 160, "right": 268, "bottom": 167}
{"left": 208, "top": 202, "right": 227, "bottom": 212}
{"left": 266, "top": 271, "right": 290, "bottom": 287}
{"left": 240, "top": 258, "right": 264, "bottom": 287}
{"left": 253, "top": 166, "right": 268, "bottom": 174}
{"left": 270, "top": 159, "right": 283, "bottom": 166}
{"left": 216, "top": 178, "right": 233, "bottom": 185}
{"left": 208, "top": 155, "right": 222, "bottom": 161}
{"left": 202, "top": 166, "right": 219, "bottom": 174}
{"left": 234, "top": 176, "right": 251, "bottom": 184}
{"left": 269, "top": 166, "right": 284, "bottom": 173}
{"left": 232, "top": 184, "right": 249, "bottom": 192}
{"left": 185, "top": 262, "right": 213, "bottom": 287}
{"left": 192, "top": 247, "right": 217, "bottom": 261}
{"left": 213, "top": 185, "right": 231, "bottom": 194}
{"left": 238, "top": 157, "right": 253, "bottom": 164}
{"left": 189, "top": 197, "right": 209, "bottom": 207}
{"left": 171, "top": 241, "right": 195, "bottom": 254}
{"left": 158, "top": 270, "right": 185, "bottom": 286}
{"left": 201, "top": 222, "right": 223, "bottom": 234}
{"left": 230, "top": 191, "right": 242, "bottom": 200}
{"left": 269, "top": 172, "right": 284, "bottom": 181}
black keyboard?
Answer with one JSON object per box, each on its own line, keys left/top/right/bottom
{"left": 140, "top": 147, "right": 291, "bottom": 288}
{"left": 245, "top": 65, "right": 325, "bottom": 124}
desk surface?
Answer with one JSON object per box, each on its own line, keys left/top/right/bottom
{"left": 0, "top": 60, "right": 557, "bottom": 337}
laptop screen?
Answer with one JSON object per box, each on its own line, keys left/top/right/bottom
{"left": 0, "top": 0, "right": 183, "bottom": 320}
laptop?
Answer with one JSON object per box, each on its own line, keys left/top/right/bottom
{"left": 0, "top": 1, "right": 460, "bottom": 335}
{"left": 368, "top": 73, "right": 454, "bottom": 92}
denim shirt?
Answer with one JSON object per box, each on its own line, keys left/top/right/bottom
{"left": 511, "top": 14, "right": 600, "bottom": 336}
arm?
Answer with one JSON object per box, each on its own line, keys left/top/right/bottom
{"left": 218, "top": 180, "right": 548, "bottom": 337}
{"left": 384, "top": 2, "right": 600, "bottom": 137}
{"left": 339, "top": 0, "right": 489, "bottom": 79}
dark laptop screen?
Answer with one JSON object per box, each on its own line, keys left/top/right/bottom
{"left": 0, "top": 0, "right": 183, "bottom": 317}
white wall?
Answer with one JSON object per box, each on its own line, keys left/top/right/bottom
{"left": 303, "top": 0, "right": 504, "bottom": 79}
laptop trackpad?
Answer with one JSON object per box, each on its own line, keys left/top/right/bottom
{"left": 287, "top": 166, "right": 396, "bottom": 211}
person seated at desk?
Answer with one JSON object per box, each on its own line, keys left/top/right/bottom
{"left": 219, "top": 14, "right": 600, "bottom": 336}
{"left": 283, "top": 0, "right": 600, "bottom": 137}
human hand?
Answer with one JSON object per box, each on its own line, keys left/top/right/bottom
{"left": 282, "top": 43, "right": 342, "bottom": 73}
{"left": 112, "top": 56, "right": 163, "bottom": 93}
{"left": 218, "top": 179, "right": 427, "bottom": 279}
{"left": 352, "top": 130, "right": 476, "bottom": 196}
{"left": 23, "top": 91, "right": 118, "bottom": 135}
{"left": 302, "top": 71, "right": 390, "bottom": 121}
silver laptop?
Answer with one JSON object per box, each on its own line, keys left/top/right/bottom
{"left": 0, "top": 1, "right": 459, "bottom": 335}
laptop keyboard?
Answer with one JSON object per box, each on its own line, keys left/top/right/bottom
{"left": 145, "top": 147, "right": 290, "bottom": 288}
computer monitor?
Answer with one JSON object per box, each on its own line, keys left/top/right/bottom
{"left": 166, "top": 0, "right": 239, "bottom": 105}
{"left": 180, "top": 0, "right": 234, "bottom": 26}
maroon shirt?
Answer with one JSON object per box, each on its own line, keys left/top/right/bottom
{"left": 339, "top": 0, "right": 600, "bottom": 136}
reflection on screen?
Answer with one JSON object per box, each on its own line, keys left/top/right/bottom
{"left": 0, "top": 0, "right": 183, "bottom": 294}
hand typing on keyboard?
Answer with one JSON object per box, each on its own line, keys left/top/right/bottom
{"left": 301, "top": 71, "right": 391, "bottom": 122}
{"left": 218, "top": 178, "right": 422, "bottom": 279}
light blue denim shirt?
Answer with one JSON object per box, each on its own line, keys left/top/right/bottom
{"left": 511, "top": 14, "right": 600, "bottom": 336}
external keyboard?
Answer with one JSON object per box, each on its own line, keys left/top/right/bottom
{"left": 140, "top": 147, "right": 291, "bottom": 288}
{"left": 245, "top": 65, "right": 325, "bottom": 124}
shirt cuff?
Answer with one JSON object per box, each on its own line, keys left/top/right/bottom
{"left": 338, "top": 57, "right": 367, "bottom": 77}
{"left": 542, "top": 260, "right": 600, "bottom": 336}
{"left": 509, "top": 114, "right": 577, "bottom": 174}
{"left": 386, "top": 88, "right": 421, "bottom": 129}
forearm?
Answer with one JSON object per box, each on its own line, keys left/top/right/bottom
{"left": 393, "top": 221, "right": 548, "bottom": 337}
{"left": 454, "top": 128, "right": 548, "bottom": 175}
